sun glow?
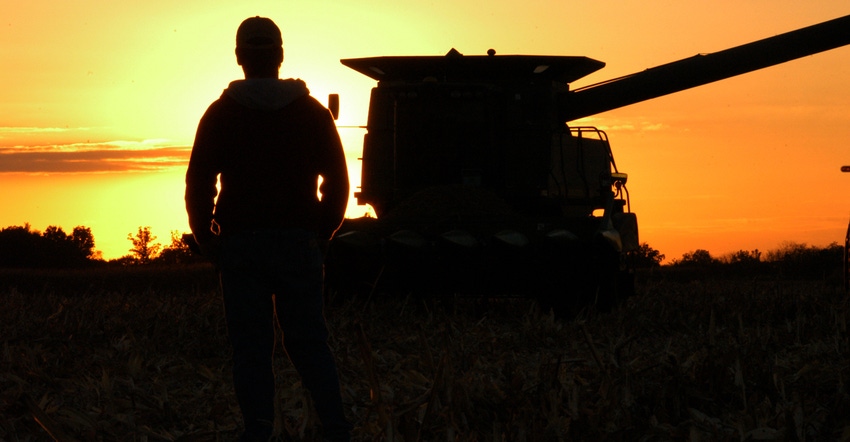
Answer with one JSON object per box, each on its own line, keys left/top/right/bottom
{"left": 2, "top": 1, "right": 850, "bottom": 262}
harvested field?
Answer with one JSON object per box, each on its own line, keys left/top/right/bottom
{"left": 1, "top": 265, "right": 849, "bottom": 441}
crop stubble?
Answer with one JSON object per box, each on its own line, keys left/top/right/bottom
{"left": 1, "top": 266, "right": 849, "bottom": 441}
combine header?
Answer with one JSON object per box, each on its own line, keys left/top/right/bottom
{"left": 325, "top": 15, "right": 850, "bottom": 314}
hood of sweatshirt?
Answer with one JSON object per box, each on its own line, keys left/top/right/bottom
{"left": 224, "top": 78, "right": 309, "bottom": 111}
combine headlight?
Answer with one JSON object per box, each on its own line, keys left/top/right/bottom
{"left": 611, "top": 172, "right": 628, "bottom": 185}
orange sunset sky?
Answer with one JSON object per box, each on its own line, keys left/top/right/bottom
{"left": 2, "top": 1, "right": 850, "bottom": 262}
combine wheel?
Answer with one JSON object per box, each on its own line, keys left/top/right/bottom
{"left": 533, "top": 231, "right": 629, "bottom": 318}
{"left": 433, "top": 229, "right": 482, "bottom": 293}
{"left": 325, "top": 222, "right": 383, "bottom": 298}
{"left": 381, "top": 229, "right": 432, "bottom": 292}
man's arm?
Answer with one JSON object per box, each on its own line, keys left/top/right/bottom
{"left": 185, "top": 110, "right": 222, "bottom": 247}
{"left": 316, "top": 110, "right": 350, "bottom": 240}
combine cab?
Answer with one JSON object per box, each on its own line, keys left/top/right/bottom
{"left": 325, "top": 15, "right": 850, "bottom": 314}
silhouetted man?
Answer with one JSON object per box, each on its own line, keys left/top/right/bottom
{"left": 185, "top": 16, "right": 351, "bottom": 442}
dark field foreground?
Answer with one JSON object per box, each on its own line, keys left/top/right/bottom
{"left": 2, "top": 266, "right": 850, "bottom": 441}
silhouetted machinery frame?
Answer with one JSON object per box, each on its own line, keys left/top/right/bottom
{"left": 843, "top": 166, "right": 850, "bottom": 291}
{"left": 845, "top": 219, "right": 850, "bottom": 292}
{"left": 324, "top": 15, "right": 850, "bottom": 314}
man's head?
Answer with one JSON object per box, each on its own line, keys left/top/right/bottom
{"left": 235, "top": 16, "right": 283, "bottom": 78}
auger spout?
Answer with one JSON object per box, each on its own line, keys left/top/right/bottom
{"left": 559, "top": 14, "right": 850, "bottom": 122}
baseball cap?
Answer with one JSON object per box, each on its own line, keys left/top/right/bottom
{"left": 236, "top": 16, "right": 282, "bottom": 48}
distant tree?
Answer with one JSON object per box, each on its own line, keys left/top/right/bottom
{"left": 128, "top": 226, "right": 161, "bottom": 264}
{"left": 0, "top": 224, "right": 40, "bottom": 267}
{"left": 0, "top": 224, "right": 95, "bottom": 268}
{"left": 70, "top": 226, "right": 96, "bottom": 259}
{"left": 42, "top": 225, "right": 68, "bottom": 243}
{"left": 672, "top": 249, "right": 717, "bottom": 267}
{"left": 110, "top": 255, "right": 139, "bottom": 266}
{"left": 725, "top": 249, "right": 761, "bottom": 265}
{"left": 765, "top": 241, "right": 842, "bottom": 279}
{"left": 42, "top": 225, "right": 77, "bottom": 265}
{"left": 629, "top": 242, "right": 665, "bottom": 268}
{"left": 155, "top": 230, "right": 199, "bottom": 265}
{"left": 765, "top": 241, "right": 810, "bottom": 263}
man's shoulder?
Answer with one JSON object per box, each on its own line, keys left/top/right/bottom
{"left": 289, "top": 93, "right": 327, "bottom": 112}
{"left": 202, "top": 88, "right": 329, "bottom": 124}
{"left": 278, "top": 95, "right": 334, "bottom": 126}
{"left": 202, "top": 93, "right": 248, "bottom": 119}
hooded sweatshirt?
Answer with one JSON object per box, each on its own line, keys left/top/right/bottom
{"left": 185, "top": 78, "right": 349, "bottom": 243}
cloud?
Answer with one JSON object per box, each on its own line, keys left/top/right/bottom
{"left": 0, "top": 139, "right": 191, "bottom": 173}
{"left": 571, "top": 116, "right": 668, "bottom": 132}
{"left": 0, "top": 126, "right": 88, "bottom": 135}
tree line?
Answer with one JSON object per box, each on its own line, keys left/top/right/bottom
{"left": 0, "top": 224, "right": 844, "bottom": 280}
{"left": 0, "top": 224, "right": 201, "bottom": 268}
{"left": 631, "top": 241, "right": 844, "bottom": 281}
{"left": 0, "top": 224, "right": 96, "bottom": 268}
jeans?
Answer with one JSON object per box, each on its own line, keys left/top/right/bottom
{"left": 218, "top": 229, "right": 351, "bottom": 441}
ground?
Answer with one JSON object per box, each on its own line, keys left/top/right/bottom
{"left": 1, "top": 265, "right": 849, "bottom": 441}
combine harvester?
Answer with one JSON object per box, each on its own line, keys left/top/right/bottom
{"left": 325, "top": 15, "right": 850, "bottom": 315}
